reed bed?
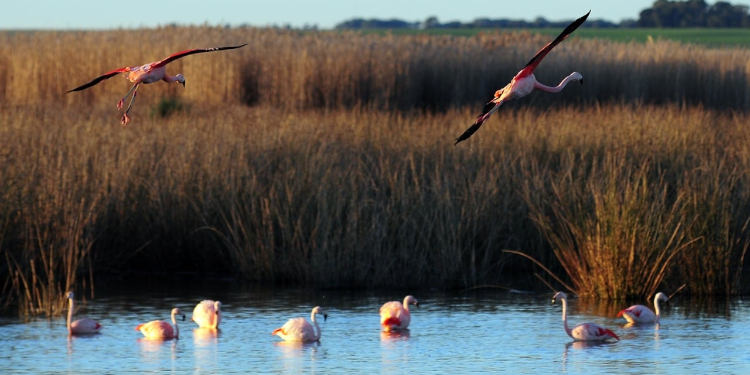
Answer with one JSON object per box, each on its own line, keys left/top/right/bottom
{"left": 1, "top": 101, "right": 749, "bottom": 314}
{"left": 1, "top": 27, "right": 750, "bottom": 111}
{"left": 1, "top": 27, "right": 750, "bottom": 314}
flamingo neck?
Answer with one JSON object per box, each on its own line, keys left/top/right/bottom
{"left": 534, "top": 72, "right": 580, "bottom": 93}
{"left": 311, "top": 312, "right": 321, "bottom": 341}
{"left": 164, "top": 74, "right": 180, "bottom": 83}
{"left": 171, "top": 311, "right": 180, "bottom": 339}
{"left": 560, "top": 297, "right": 572, "bottom": 337}
{"left": 402, "top": 297, "right": 411, "bottom": 312}
{"left": 654, "top": 296, "right": 662, "bottom": 322}
{"left": 67, "top": 297, "right": 74, "bottom": 333}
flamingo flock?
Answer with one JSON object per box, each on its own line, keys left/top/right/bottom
{"left": 59, "top": 9, "right": 675, "bottom": 348}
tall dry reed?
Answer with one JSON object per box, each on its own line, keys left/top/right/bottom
{"left": 1, "top": 27, "right": 749, "bottom": 112}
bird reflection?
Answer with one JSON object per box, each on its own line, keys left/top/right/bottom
{"left": 380, "top": 329, "right": 410, "bottom": 342}
{"left": 193, "top": 327, "right": 220, "bottom": 345}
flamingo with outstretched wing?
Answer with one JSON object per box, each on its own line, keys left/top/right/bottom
{"left": 455, "top": 11, "right": 589, "bottom": 144}
{"left": 67, "top": 44, "right": 246, "bottom": 126}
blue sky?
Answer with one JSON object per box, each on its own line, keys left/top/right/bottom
{"left": 4, "top": 0, "right": 750, "bottom": 29}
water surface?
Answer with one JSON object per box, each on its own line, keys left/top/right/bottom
{"left": 2, "top": 286, "right": 749, "bottom": 374}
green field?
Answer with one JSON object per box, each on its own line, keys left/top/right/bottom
{"left": 355, "top": 27, "right": 750, "bottom": 48}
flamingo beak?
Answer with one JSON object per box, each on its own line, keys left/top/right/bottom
{"left": 180, "top": 81, "right": 186, "bottom": 87}
{"left": 579, "top": 78, "right": 584, "bottom": 85}
{"left": 323, "top": 314, "right": 328, "bottom": 321}
{"left": 181, "top": 314, "right": 186, "bottom": 321}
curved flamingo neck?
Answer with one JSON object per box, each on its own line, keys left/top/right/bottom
{"left": 310, "top": 311, "right": 321, "bottom": 341}
{"left": 164, "top": 74, "right": 180, "bottom": 83}
{"left": 402, "top": 297, "right": 411, "bottom": 312}
{"left": 560, "top": 297, "right": 572, "bottom": 338}
{"left": 67, "top": 297, "right": 74, "bottom": 333}
{"left": 534, "top": 72, "right": 580, "bottom": 93}
{"left": 171, "top": 311, "right": 180, "bottom": 339}
{"left": 654, "top": 295, "right": 662, "bottom": 322}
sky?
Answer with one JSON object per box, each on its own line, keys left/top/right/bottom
{"left": 3, "top": 0, "right": 750, "bottom": 30}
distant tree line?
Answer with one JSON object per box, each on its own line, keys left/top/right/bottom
{"left": 335, "top": 0, "right": 750, "bottom": 29}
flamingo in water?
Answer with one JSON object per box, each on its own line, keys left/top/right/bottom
{"left": 272, "top": 306, "right": 328, "bottom": 343}
{"left": 617, "top": 292, "right": 669, "bottom": 324}
{"left": 380, "top": 295, "right": 418, "bottom": 332}
{"left": 66, "top": 44, "right": 247, "bottom": 126}
{"left": 552, "top": 292, "right": 619, "bottom": 342}
{"left": 66, "top": 291, "right": 102, "bottom": 335}
{"left": 192, "top": 300, "right": 222, "bottom": 329}
{"left": 135, "top": 307, "right": 185, "bottom": 340}
{"left": 454, "top": 11, "right": 589, "bottom": 144}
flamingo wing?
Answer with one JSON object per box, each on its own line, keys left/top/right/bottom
{"left": 192, "top": 300, "right": 218, "bottom": 328}
{"left": 454, "top": 96, "right": 508, "bottom": 145}
{"left": 136, "top": 320, "right": 174, "bottom": 339}
{"left": 152, "top": 44, "right": 247, "bottom": 69}
{"left": 66, "top": 67, "right": 132, "bottom": 93}
{"left": 274, "top": 318, "right": 315, "bottom": 341}
{"left": 517, "top": 11, "right": 590, "bottom": 78}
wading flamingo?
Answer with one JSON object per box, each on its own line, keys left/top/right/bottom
{"left": 192, "top": 300, "right": 221, "bottom": 329}
{"left": 617, "top": 292, "right": 668, "bottom": 324}
{"left": 380, "top": 295, "right": 418, "bottom": 332}
{"left": 454, "top": 11, "right": 589, "bottom": 144}
{"left": 552, "top": 292, "right": 619, "bottom": 342}
{"left": 136, "top": 307, "right": 185, "bottom": 340}
{"left": 66, "top": 44, "right": 247, "bottom": 126}
{"left": 66, "top": 291, "right": 102, "bottom": 335}
{"left": 272, "top": 306, "right": 328, "bottom": 343}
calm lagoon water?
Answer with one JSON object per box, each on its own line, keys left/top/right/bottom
{"left": 1, "top": 286, "right": 749, "bottom": 374}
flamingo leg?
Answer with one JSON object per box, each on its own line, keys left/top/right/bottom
{"left": 120, "top": 83, "right": 140, "bottom": 126}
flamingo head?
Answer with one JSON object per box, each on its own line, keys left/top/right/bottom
{"left": 312, "top": 306, "right": 328, "bottom": 321}
{"left": 175, "top": 74, "right": 185, "bottom": 87}
{"left": 66, "top": 291, "right": 74, "bottom": 299}
{"left": 655, "top": 292, "right": 669, "bottom": 303}
{"left": 552, "top": 291, "right": 567, "bottom": 304}
{"left": 171, "top": 307, "right": 186, "bottom": 321}
{"left": 571, "top": 71, "right": 583, "bottom": 85}
{"left": 404, "top": 295, "right": 419, "bottom": 308}
{"left": 214, "top": 301, "right": 222, "bottom": 312}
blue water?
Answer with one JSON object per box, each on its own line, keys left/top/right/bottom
{"left": 1, "top": 287, "right": 749, "bottom": 374}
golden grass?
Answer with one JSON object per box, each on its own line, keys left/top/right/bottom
{"left": 1, "top": 27, "right": 750, "bottom": 314}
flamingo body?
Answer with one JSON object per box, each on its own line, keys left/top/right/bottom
{"left": 272, "top": 306, "right": 327, "bottom": 343}
{"left": 380, "top": 295, "right": 418, "bottom": 332}
{"left": 192, "top": 300, "right": 221, "bottom": 329}
{"left": 66, "top": 291, "right": 102, "bottom": 335}
{"left": 136, "top": 307, "right": 185, "bottom": 340}
{"left": 617, "top": 292, "right": 668, "bottom": 324}
{"left": 67, "top": 44, "right": 246, "bottom": 126}
{"left": 552, "top": 291, "right": 619, "bottom": 342}
{"left": 455, "top": 11, "right": 589, "bottom": 144}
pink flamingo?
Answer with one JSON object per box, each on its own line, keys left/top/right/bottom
{"left": 135, "top": 307, "right": 185, "bottom": 340}
{"left": 379, "top": 295, "right": 418, "bottom": 332}
{"left": 66, "top": 44, "right": 246, "bottom": 126}
{"left": 617, "top": 292, "right": 668, "bottom": 324}
{"left": 454, "top": 11, "right": 589, "bottom": 144}
{"left": 192, "top": 300, "right": 222, "bottom": 329}
{"left": 552, "top": 292, "right": 620, "bottom": 342}
{"left": 66, "top": 291, "right": 102, "bottom": 335}
{"left": 272, "top": 306, "right": 328, "bottom": 343}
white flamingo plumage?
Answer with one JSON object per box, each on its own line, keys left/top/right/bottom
{"left": 135, "top": 307, "right": 185, "bottom": 340}
{"left": 379, "top": 295, "right": 418, "bottom": 332}
{"left": 618, "top": 292, "right": 668, "bottom": 324}
{"left": 454, "top": 11, "right": 589, "bottom": 144}
{"left": 66, "top": 291, "right": 102, "bottom": 335}
{"left": 192, "top": 300, "right": 222, "bottom": 329}
{"left": 66, "top": 44, "right": 246, "bottom": 126}
{"left": 552, "top": 292, "right": 620, "bottom": 342}
{"left": 272, "top": 306, "right": 328, "bottom": 343}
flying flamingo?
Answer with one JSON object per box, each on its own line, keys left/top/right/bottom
{"left": 66, "top": 291, "right": 102, "bottom": 335}
{"left": 454, "top": 11, "right": 589, "bottom": 144}
{"left": 135, "top": 307, "right": 185, "bottom": 340}
{"left": 379, "top": 295, "right": 418, "bottom": 332}
{"left": 552, "top": 292, "right": 620, "bottom": 342}
{"left": 272, "top": 306, "right": 328, "bottom": 343}
{"left": 192, "top": 300, "right": 222, "bottom": 329}
{"left": 66, "top": 44, "right": 247, "bottom": 126}
{"left": 617, "top": 292, "right": 668, "bottom": 324}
